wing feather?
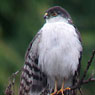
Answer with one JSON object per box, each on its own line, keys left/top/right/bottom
{"left": 72, "top": 27, "right": 83, "bottom": 95}
{"left": 19, "top": 30, "right": 47, "bottom": 95}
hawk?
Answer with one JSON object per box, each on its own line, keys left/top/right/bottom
{"left": 19, "top": 6, "right": 82, "bottom": 95}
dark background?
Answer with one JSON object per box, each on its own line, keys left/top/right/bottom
{"left": 0, "top": 0, "right": 95, "bottom": 95}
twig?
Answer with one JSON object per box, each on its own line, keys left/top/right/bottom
{"left": 83, "top": 78, "right": 95, "bottom": 84}
{"left": 80, "top": 50, "right": 95, "bottom": 84}
{"left": 5, "top": 68, "right": 22, "bottom": 95}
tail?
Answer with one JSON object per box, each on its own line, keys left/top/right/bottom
{"left": 19, "top": 61, "right": 47, "bottom": 95}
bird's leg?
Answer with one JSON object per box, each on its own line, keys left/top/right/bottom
{"left": 57, "top": 79, "right": 71, "bottom": 95}
{"left": 63, "top": 79, "right": 71, "bottom": 92}
{"left": 57, "top": 80, "right": 64, "bottom": 95}
{"left": 51, "top": 79, "right": 57, "bottom": 95}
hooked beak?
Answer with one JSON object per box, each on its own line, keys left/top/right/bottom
{"left": 44, "top": 13, "right": 48, "bottom": 19}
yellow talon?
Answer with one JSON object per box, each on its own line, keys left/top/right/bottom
{"left": 51, "top": 91, "right": 57, "bottom": 95}
{"left": 64, "top": 87, "right": 71, "bottom": 91}
{"left": 57, "top": 80, "right": 64, "bottom": 95}
{"left": 57, "top": 87, "right": 71, "bottom": 95}
{"left": 51, "top": 79, "right": 71, "bottom": 95}
{"left": 57, "top": 88, "right": 64, "bottom": 95}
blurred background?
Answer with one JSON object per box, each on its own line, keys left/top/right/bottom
{"left": 0, "top": 0, "right": 95, "bottom": 95}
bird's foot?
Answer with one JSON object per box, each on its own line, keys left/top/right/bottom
{"left": 50, "top": 91, "right": 57, "bottom": 95}
{"left": 57, "top": 88, "right": 64, "bottom": 95}
{"left": 57, "top": 87, "right": 71, "bottom": 95}
{"left": 64, "top": 87, "right": 71, "bottom": 91}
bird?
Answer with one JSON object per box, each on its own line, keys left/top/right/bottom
{"left": 19, "top": 6, "right": 83, "bottom": 95}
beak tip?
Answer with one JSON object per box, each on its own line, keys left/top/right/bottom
{"left": 44, "top": 16, "right": 46, "bottom": 19}
{"left": 44, "top": 13, "right": 48, "bottom": 19}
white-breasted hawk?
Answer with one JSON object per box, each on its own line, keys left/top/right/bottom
{"left": 19, "top": 6, "right": 82, "bottom": 95}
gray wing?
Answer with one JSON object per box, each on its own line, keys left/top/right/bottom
{"left": 19, "top": 30, "right": 47, "bottom": 95}
{"left": 72, "top": 27, "right": 83, "bottom": 95}
{"left": 74, "top": 26, "right": 82, "bottom": 76}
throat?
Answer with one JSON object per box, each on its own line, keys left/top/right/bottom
{"left": 46, "top": 16, "right": 68, "bottom": 23}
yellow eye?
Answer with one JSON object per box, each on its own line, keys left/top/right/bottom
{"left": 52, "top": 13, "right": 57, "bottom": 16}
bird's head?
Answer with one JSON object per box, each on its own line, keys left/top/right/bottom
{"left": 44, "top": 6, "right": 73, "bottom": 24}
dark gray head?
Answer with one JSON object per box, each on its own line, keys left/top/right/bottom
{"left": 44, "top": 6, "right": 73, "bottom": 24}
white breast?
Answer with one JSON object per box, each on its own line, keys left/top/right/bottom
{"left": 38, "top": 21, "right": 82, "bottom": 87}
